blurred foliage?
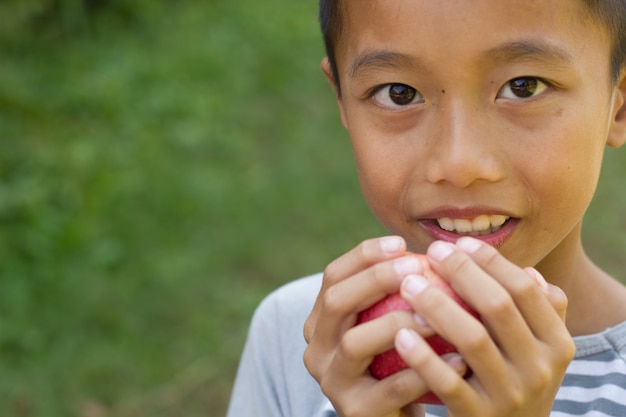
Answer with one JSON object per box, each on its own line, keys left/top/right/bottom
{"left": 0, "top": 1, "right": 384, "bottom": 416}
{"left": 0, "top": 1, "right": 625, "bottom": 416}
{"left": 0, "top": 0, "right": 162, "bottom": 42}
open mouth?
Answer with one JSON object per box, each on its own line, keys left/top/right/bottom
{"left": 436, "top": 215, "right": 510, "bottom": 236}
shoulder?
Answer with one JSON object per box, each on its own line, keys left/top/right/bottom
{"left": 226, "top": 273, "right": 328, "bottom": 417}
{"left": 262, "top": 272, "right": 323, "bottom": 311}
{"left": 253, "top": 273, "right": 323, "bottom": 324}
{"left": 246, "top": 273, "right": 323, "bottom": 346}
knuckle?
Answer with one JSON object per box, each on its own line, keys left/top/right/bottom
{"left": 556, "top": 338, "right": 576, "bottom": 367}
{"left": 302, "top": 347, "right": 313, "bottom": 371}
{"left": 526, "top": 361, "right": 554, "bottom": 392}
{"left": 505, "top": 388, "right": 525, "bottom": 411}
{"left": 508, "top": 276, "right": 538, "bottom": 301}
{"left": 386, "top": 310, "right": 412, "bottom": 332}
{"left": 436, "top": 373, "right": 465, "bottom": 398}
{"left": 550, "top": 285, "right": 569, "bottom": 312}
{"left": 322, "top": 284, "right": 346, "bottom": 315}
{"left": 303, "top": 319, "right": 313, "bottom": 343}
{"left": 359, "top": 239, "right": 375, "bottom": 258}
{"left": 338, "top": 402, "right": 368, "bottom": 417}
{"left": 446, "top": 252, "right": 475, "bottom": 277}
{"left": 565, "top": 339, "right": 576, "bottom": 361}
{"left": 384, "top": 374, "right": 416, "bottom": 403}
{"left": 323, "top": 260, "right": 342, "bottom": 283}
{"left": 478, "top": 246, "right": 502, "bottom": 270}
{"left": 420, "top": 286, "right": 449, "bottom": 310}
{"left": 357, "top": 238, "right": 381, "bottom": 263}
{"left": 303, "top": 347, "right": 322, "bottom": 381}
{"left": 337, "top": 331, "right": 362, "bottom": 361}
{"left": 461, "top": 326, "right": 491, "bottom": 353}
{"left": 370, "top": 260, "right": 394, "bottom": 286}
{"left": 318, "top": 373, "right": 336, "bottom": 400}
{"left": 479, "top": 289, "right": 514, "bottom": 317}
{"left": 321, "top": 384, "right": 369, "bottom": 417}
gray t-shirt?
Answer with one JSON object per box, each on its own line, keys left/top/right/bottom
{"left": 226, "top": 273, "right": 626, "bottom": 417}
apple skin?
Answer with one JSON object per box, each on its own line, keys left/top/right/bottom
{"left": 356, "top": 254, "right": 479, "bottom": 405}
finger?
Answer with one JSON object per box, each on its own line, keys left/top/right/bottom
{"left": 425, "top": 241, "right": 536, "bottom": 363}
{"left": 545, "top": 282, "right": 568, "bottom": 322}
{"left": 433, "top": 238, "right": 575, "bottom": 390}
{"left": 325, "top": 367, "right": 429, "bottom": 417}
{"left": 333, "top": 254, "right": 424, "bottom": 315}
{"left": 400, "top": 274, "right": 510, "bottom": 395}
{"left": 310, "top": 254, "right": 425, "bottom": 358}
{"left": 305, "top": 236, "right": 406, "bottom": 343}
{"left": 324, "top": 236, "right": 407, "bottom": 287}
{"left": 304, "top": 253, "right": 425, "bottom": 383}
{"left": 394, "top": 328, "right": 474, "bottom": 405}
{"left": 336, "top": 309, "right": 436, "bottom": 377}
{"left": 525, "top": 266, "right": 569, "bottom": 322}
{"left": 453, "top": 238, "right": 569, "bottom": 343}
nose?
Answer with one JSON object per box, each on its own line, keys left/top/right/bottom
{"left": 425, "top": 101, "right": 505, "bottom": 188}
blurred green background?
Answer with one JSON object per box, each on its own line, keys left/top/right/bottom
{"left": 0, "top": 1, "right": 625, "bottom": 416}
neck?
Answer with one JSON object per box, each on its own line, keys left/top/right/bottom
{"left": 536, "top": 232, "right": 626, "bottom": 337}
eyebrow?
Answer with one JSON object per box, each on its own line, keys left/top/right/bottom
{"left": 348, "top": 50, "right": 417, "bottom": 80}
{"left": 347, "top": 40, "right": 574, "bottom": 80}
{"left": 482, "top": 40, "right": 575, "bottom": 66}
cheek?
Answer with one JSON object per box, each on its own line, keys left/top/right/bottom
{"left": 349, "top": 130, "right": 415, "bottom": 225}
{"left": 525, "top": 120, "right": 606, "bottom": 231}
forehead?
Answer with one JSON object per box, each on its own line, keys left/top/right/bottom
{"left": 335, "top": 0, "right": 608, "bottom": 76}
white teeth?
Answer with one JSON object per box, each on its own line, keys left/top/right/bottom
{"left": 437, "top": 215, "right": 509, "bottom": 235}
{"left": 454, "top": 219, "right": 473, "bottom": 233}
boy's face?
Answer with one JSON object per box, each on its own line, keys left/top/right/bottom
{"left": 326, "top": 0, "right": 625, "bottom": 269}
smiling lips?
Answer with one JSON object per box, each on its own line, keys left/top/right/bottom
{"left": 437, "top": 214, "right": 510, "bottom": 236}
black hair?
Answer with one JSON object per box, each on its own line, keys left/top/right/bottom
{"left": 584, "top": 0, "right": 626, "bottom": 84}
{"left": 319, "top": 0, "right": 344, "bottom": 95}
{"left": 319, "top": 0, "right": 626, "bottom": 91}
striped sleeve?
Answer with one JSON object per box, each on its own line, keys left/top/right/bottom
{"left": 551, "top": 322, "right": 626, "bottom": 417}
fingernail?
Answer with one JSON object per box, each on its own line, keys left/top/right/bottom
{"left": 442, "top": 353, "right": 466, "bottom": 373}
{"left": 413, "top": 312, "right": 429, "bottom": 328}
{"left": 457, "top": 237, "right": 482, "bottom": 253}
{"left": 394, "top": 257, "right": 421, "bottom": 277}
{"left": 402, "top": 274, "right": 429, "bottom": 296}
{"left": 380, "top": 236, "right": 404, "bottom": 255}
{"left": 396, "top": 328, "right": 418, "bottom": 351}
{"left": 428, "top": 241, "right": 455, "bottom": 261}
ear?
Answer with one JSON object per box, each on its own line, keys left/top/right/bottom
{"left": 607, "top": 69, "right": 626, "bottom": 148}
{"left": 321, "top": 57, "right": 348, "bottom": 129}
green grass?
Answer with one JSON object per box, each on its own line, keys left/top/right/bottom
{"left": 0, "top": 1, "right": 625, "bottom": 416}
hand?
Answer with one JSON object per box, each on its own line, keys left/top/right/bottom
{"left": 393, "top": 237, "right": 575, "bottom": 417}
{"left": 304, "top": 236, "right": 464, "bottom": 417}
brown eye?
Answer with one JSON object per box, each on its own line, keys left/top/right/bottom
{"left": 510, "top": 78, "right": 538, "bottom": 98}
{"left": 499, "top": 77, "right": 548, "bottom": 100}
{"left": 372, "top": 83, "right": 423, "bottom": 108}
{"left": 389, "top": 84, "right": 417, "bottom": 105}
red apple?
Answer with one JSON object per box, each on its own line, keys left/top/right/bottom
{"left": 356, "top": 253, "right": 479, "bottom": 405}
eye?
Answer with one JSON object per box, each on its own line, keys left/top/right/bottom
{"left": 498, "top": 77, "right": 549, "bottom": 100}
{"left": 370, "top": 83, "right": 424, "bottom": 108}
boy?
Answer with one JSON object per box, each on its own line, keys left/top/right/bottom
{"left": 227, "top": 0, "right": 626, "bottom": 416}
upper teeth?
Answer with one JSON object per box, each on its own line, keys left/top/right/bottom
{"left": 437, "top": 215, "right": 509, "bottom": 236}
